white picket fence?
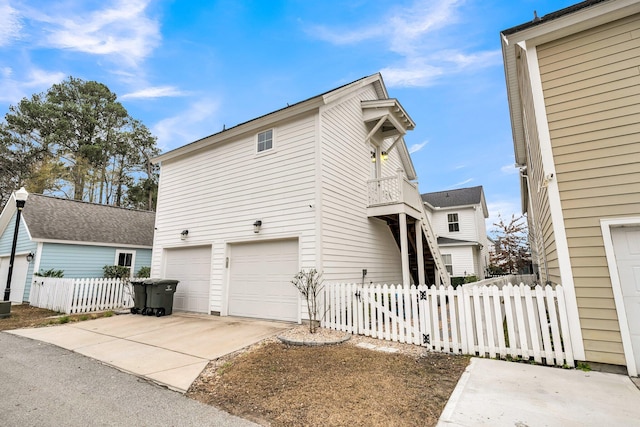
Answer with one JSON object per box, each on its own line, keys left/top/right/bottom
{"left": 29, "top": 277, "right": 143, "bottom": 314}
{"left": 322, "top": 283, "right": 574, "bottom": 367}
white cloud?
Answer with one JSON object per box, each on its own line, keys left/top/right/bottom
{"left": 408, "top": 140, "right": 428, "bottom": 154}
{"left": 0, "top": 66, "right": 65, "bottom": 103}
{"left": 0, "top": 0, "right": 21, "bottom": 46}
{"left": 121, "top": 86, "right": 188, "bottom": 100}
{"left": 310, "top": 0, "right": 500, "bottom": 88}
{"left": 448, "top": 178, "right": 473, "bottom": 188}
{"left": 501, "top": 163, "right": 519, "bottom": 175}
{"left": 152, "top": 99, "right": 220, "bottom": 151}
{"left": 20, "top": 0, "right": 160, "bottom": 67}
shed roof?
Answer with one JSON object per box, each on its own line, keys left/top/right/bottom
{"left": 21, "top": 194, "right": 155, "bottom": 247}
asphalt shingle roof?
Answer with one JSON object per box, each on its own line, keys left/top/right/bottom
{"left": 421, "top": 186, "right": 484, "bottom": 208}
{"left": 21, "top": 194, "right": 155, "bottom": 247}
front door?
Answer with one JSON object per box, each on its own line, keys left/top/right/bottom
{"left": 611, "top": 226, "right": 640, "bottom": 376}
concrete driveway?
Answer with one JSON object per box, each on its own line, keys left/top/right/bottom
{"left": 8, "top": 312, "right": 292, "bottom": 392}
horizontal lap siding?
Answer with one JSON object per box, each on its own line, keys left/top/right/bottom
{"left": 153, "top": 114, "right": 318, "bottom": 313}
{"left": 516, "top": 45, "right": 559, "bottom": 284}
{"left": 538, "top": 14, "right": 640, "bottom": 366}
{"left": 39, "top": 243, "right": 117, "bottom": 278}
{"left": 320, "top": 86, "right": 403, "bottom": 284}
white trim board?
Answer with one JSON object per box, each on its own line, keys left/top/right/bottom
{"left": 601, "top": 217, "right": 640, "bottom": 377}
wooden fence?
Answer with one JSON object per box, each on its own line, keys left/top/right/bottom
{"left": 29, "top": 277, "right": 142, "bottom": 314}
{"left": 322, "top": 283, "right": 574, "bottom": 367}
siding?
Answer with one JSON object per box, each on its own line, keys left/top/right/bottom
{"left": 516, "top": 44, "right": 560, "bottom": 285}
{"left": 319, "top": 85, "right": 403, "bottom": 284}
{"left": 152, "top": 113, "right": 318, "bottom": 313}
{"left": 0, "top": 213, "right": 37, "bottom": 300}
{"left": 537, "top": 13, "right": 640, "bottom": 366}
{"left": 39, "top": 244, "right": 118, "bottom": 278}
{"left": 440, "top": 246, "right": 476, "bottom": 277}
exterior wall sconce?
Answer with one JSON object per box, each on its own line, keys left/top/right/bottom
{"left": 26, "top": 252, "right": 34, "bottom": 262}
{"left": 253, "top": 220, "right": 262, "bottom": 233}
{"left": 371, "top": 151, "right": 376, "bottom": 163}
{"left": 180, "top": 229, "right": 189, "bottom": 240}
{"left": 381, "top": 151, "right": 388, "bottom": 161}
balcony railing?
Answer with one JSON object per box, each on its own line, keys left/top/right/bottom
{"left": 367, "top": 173, "right": 422, "bottom": 211}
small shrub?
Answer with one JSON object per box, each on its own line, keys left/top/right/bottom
{"left": 464, "top": 275, "right": 479, "bottom": 284}
{"left": 58, "top": 316, "right": 70, "bottom": 324}
{"left": 34, "top": 268, "right": 64, "bottom": 278}
{"left": 451, "top": 277, "right": 465, "bottom": 288}
{"left": 291, "top": 268, "right": 324, "bottom": 333}
{"left": 103, "top": 265, "right": 130, "bottom": 279}
{"left": 577, "top": 362, "right": 591, "bottom": 372}
{"left": 103, "top": 311, "right": 114, "bottom": 317}
{"left": 136, "top": 266, "right": 151, "bottom": 277}
{"left": 79, "top": 314, "right": 89, "bottom": 321}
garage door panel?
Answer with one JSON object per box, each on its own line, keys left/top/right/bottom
{"left": 228, "top": 239, "right": 299, "bottom": 322}
{"left": 165, "top": 246, "right": 211, "bottom": 313}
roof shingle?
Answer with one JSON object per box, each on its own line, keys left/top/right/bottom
{"left": 21, "top": 194, "right": 155, "bottom": 247}
{"left": 421, "top": 186, "right": 484, "bottom": 208}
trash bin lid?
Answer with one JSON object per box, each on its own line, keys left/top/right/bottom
{"left": 142, "top": 278, "right": 180, "bottom": 286}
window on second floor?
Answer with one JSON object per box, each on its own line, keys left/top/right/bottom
{"left": 442, "top": 254, "right": 453, "bottom": 275}
{"left": 448, "top": 213, "right": 460, "bottom": 232}
{"left": 257, "top": 129, "right": 273, "bottom": 153}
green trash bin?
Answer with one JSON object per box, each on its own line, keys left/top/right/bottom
{"left": 130, "top": 280, "right": 148, "bottom": 315}
{"left": 143, "top": 279, "right": 179, "bottom": 317}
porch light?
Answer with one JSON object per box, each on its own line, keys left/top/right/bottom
{"left": 4, "top": 187, "right": 29, "bottom": 303}
{"left": 381, "top": 151, "right": 389, "bottom": 161}
{"left": 180, "top": 229, "right": 189, "bottom": 240}
{"left": 253, "top": 220, "right": 262, "bottom": 233}
{"left": 26, "top": 252, "right": 34, "bottom": 262}
{"left": 371, "top": 152, "right": 376, "bottom": 163}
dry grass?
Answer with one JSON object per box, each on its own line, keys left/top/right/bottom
{"left": 0, "top": 304, "right": 114, "bottom": 331}
{"left": 188, "top": 340, "right": 469, "bottom": 427}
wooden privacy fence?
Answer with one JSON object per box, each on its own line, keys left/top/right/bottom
{"left": 323, "top": 283, "right": 574, "bottom": 367}
{"left": 30, "top": 277, "right": 140, "bottom": 314}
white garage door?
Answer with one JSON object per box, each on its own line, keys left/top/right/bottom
{"left": 164, "top": 246, "right": 211, "bottom": 313}
{"left": 228, "top": 239, "right": 299, "bottom": 322}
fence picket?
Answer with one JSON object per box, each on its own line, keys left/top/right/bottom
{"left": 382, "top": 284, "right": 391, "bottom": 341}
{"left": 430, "top": 285, "right": 440, "bottom": 350}
{"left": 418, "top": 285, "right": 431, "bottom": 348}
{"left": 472, "top": 286, "right": 484, "bottom": 356}
{"left": 447, "top": 285, "right": 459, "bottom": 353}
{"left": 536, "top": 286, "right": 554, "bottom": 365}
{"left": 546, "top": 285, "right": 564, "bottom": 366}
{"left": 481, "top": 286, "right": 496, "bottom": 359}
{"left": 524, "top": 286, "right": 542, "bottom": 364}
{"left": 556, "top": 286, "right": 575, "bottom": 367}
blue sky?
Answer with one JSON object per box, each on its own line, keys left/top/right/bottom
{"left": 0, "top": 0, "right": 577, "bottom": 228}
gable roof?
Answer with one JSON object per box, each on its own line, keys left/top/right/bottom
{"left": 152, "top": 73, "right": 418, "bottom": 180}
{"left": 422, "top": 185, "right": 484, "bottom": 206}
{"left": 5, "top": 194, "right": 155, "bottom": 247}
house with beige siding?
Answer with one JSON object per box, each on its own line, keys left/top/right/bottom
{"left": 421, "top": 186, "right": 490, "bottom": 280}
{"left": 151, "top": 73, "right": 449, "bottom": 323}
{"left": 501, "top": 0, "right": 640, "bottom": 376}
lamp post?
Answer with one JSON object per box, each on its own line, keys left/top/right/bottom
{"left": 3, "top": 187, "right": 29, "bottom": 302}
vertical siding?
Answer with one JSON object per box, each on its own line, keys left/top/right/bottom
{"left": 516, "top": 44, "right": 560, "bottom": 284}
{"left": 319, "top": 85, "right": 403, "bottom": 284}
{"left": 537, "top": 14, "right": 640, "bottom": 366}
{"left": 152, "top": 113, "right": 318, "bottom": 313}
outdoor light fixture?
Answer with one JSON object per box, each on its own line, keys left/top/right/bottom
{"left": 4, "top": 187, "right": 28, "bottom": 303}
{"left": 253, "top": 220, "right": 262, "bottom": 233}
{"left": 180, "top": 229, "right": 189, "bottom": 240}
{"left": 381, "top": 151, "right": 389, "bottom": 161}
{"left": 26, "top": 252, "right": 34, "bottom": 262}
{"left": 371, "top": 151, "right": 376, "bottom": 163}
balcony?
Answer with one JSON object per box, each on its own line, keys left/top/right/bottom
{"left": 367, "top": 173, "right": 423, "bottom": 219}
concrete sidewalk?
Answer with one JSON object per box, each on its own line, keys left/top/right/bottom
{"left": 8, "top": 313, "right": 291, "bottom": 392}
{"left": 438, "top": 358, "right": 640, "bottom": 426}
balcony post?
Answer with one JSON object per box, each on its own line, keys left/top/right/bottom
{"left": 416, "top": 219, "right": 425, "bottom": 286}
{"left": 399, "top": 212, "right": 411, "bottom": 285}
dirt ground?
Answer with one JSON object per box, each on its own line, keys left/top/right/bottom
{"left": 188, "top": 337, "right": 470, "bottom": 427}
{"left": 0, "top": 304, "right": 113, "bottom": 331}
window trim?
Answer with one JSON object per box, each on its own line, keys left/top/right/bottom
{"left": 115, "top": 249, "right": 136, "bottom": 277}
{"left": 448, "top": 213, "right": 460, "bottom": 232}
{"left": 256, "top": 128, "right": 275, "bottom": 155}
{"left": 442, "top": 253, "right": 453, "bottom": 275}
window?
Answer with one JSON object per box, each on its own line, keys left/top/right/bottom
{"left": 257, "top": 129, "right": 273, "bottom": 153}
{"left": 448, "top": 213, "right": 459, "bottom": 232}
{"left": 442, "top": 254, "right": 453, "bottom": 275}
{"left": 115, "top": 250, "right": 135, "bottom": 277}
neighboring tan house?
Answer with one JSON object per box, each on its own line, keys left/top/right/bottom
{"left": 501, "top": 0, "right": 640, "bottom": 376}
{"left": 421, "top": 186, "right": 490, "bottom": 280}
{"left": 150, "top": 73, "right": 449, "bottom": 323}
{"left": 0, "top": 192, "right": 155, "bottom": 303}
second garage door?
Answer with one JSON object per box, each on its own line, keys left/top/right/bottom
{"left": 164, "top": 246, "right": 211, "bottom": 313}
{"left": 228, "top": 239, "right": 299, "bottom": 322}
